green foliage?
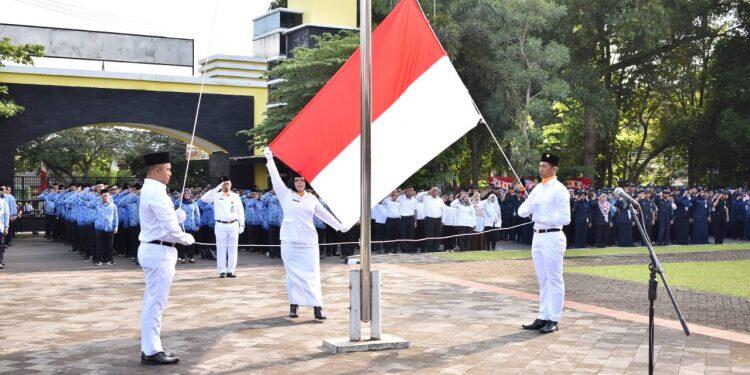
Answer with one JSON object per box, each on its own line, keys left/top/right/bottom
{"left": 15, "top": 126, "right": 208, "bottom": 186}
{"left": 269, "top": 0, "right": 287, "bottom": 10}
{"left": 245, "top": 0, "right": 746, "bottom": 188}
{"left": 238, "top": 31, "right": 359, "bottom": 147}
{"left": 0, "top": 37, "right": 44, "bottom": 119}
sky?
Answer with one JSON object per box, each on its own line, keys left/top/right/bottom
{"left": 1, "top": 0, "right": 272, "bottom": 75}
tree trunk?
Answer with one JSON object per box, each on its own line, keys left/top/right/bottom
{"left": 583, "top": 105, "right": 597, "bottom": 178}
{"left": 470, "top": 128, "right": 480, "bottom": 189}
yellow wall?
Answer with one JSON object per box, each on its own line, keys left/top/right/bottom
{"left": 288, "top": 0, "right": 357, "bottom": 27}
{"left": 254, "top": 163, "right": 268, "bottom": 189}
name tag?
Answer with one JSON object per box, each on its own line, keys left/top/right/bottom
{"left": 292, "top": 199, "right": 301, "bottom": 203}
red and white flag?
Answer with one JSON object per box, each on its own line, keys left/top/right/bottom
{"left": 269, "top": 0, "right": 481, "bottom": 231}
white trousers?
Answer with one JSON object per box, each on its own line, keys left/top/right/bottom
{"left": 138, "top": 243, "right": 177, "bottom": 356}
{"left": 215, "top": 222, "right": 239, "bottom": 274}
{"left": 281, "top": 243, "right": 323, "bottom": 307}
{"left": 531, "top": 231, "right": 566, "bottom": 322}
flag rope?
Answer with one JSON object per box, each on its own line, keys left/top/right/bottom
{"left": 192, "top": 221, "right": 533, "bottom": 247}
{"left": 178, "top": 0, "right": 220, "bottom": 213}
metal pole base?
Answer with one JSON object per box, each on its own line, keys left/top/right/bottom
{"left": 322, "top": 270, "right": 410, "bottom": 353}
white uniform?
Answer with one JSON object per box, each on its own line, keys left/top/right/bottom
{"left": 518, "top": 177, "right": 571, "bottom": 323}
{"left": 201, "top": 186, "right": 244, "bottom": 274}
{"left": 266, "top": 156, "right": 342, "bottom": 307}
{"left": 137, "top": 178, "right": 195, "bottom": 356}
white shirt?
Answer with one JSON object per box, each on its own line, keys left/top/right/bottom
{"left": 384, "top": 198, "right": 401, "bottom": 219}
{"left": 397, "top": 194, "right": 417, "bottom": 217}
{"left": 201, "top": 187, "right": 245, "bottom": 227}
{"left": 518, "top": 177, "right": 571, "bottom": 230}
{"left": 451, "top": 199, "right": 477, "bottom": 227}
{"left": 416, "top": 191, "right": 444, "bottom": 218}
{"left": 138, "top": 178, "right": 194, "bottom": 245}
{"left": 267, "top": 158, "right": 342, "bottom": 245}
{"left": 442, "top": 205, "right": 456, "bottom": 226}
{"left": 416, "top": 201, "right": 426, "bottom": 220}
{"left": 0, "top": 198, "right": 9, "bottom": 232}
{"left": 372, "top": 204, "right": 387, "bottom": 224}
{"left": 482, "top": 196, "right": 502, "bottom": 227}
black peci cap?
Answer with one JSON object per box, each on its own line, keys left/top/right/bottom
{"left": 143, "top": 152, "right": 170, "bottom": 166}
{"left": 540, "top": 152, "right": 560, "bottom": 166}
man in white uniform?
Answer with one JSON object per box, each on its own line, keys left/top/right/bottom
{"left": 518, "top": 153, "right": 571, "bottom": 334}
{"left": 138, "top": 152, "right": 195, "bottom": 365}
{"left": 200, "top": 177, "right": 244, "bottom": 278}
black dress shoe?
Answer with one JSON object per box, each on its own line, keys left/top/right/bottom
{"left": 540, "top": 321, "right": 559, "bottom": 334}
{"left": 522, "top": 319, "right": 548, "bottom": 330}
{"left": 219, "top": 273, "right": 226, "bottom": 278}
{"left": 290, "top": 304, "right": 299, "bottom": 318}
{"left": 314, "top": 306, "right": 327, "bottom": 320}
{"left": 227, "top": 273, "right": 236, "bottom": 278}
{"left": 141, "top": 351, "right": 179, "bottom": 365}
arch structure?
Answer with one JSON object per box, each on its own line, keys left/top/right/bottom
{"left": 0, "top": 65, "right": 269, "bottom": 188}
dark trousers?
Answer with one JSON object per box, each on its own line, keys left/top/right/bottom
{"left": 70, "top": 222, "right": 79, "bottom": 251}
{"left": 44, "top": 215, "right": 56, "bottom": 238}
{"left": 399, "top": 215, "right": 416, "bottom": 252}
{"left": 713, "top": 218, "right": 727, "bottom": 244}
{"left": 456, "top": 226, "right": 472, "bottom": 251}
{"left": 657, "top": 221, "right": 671, "bottom": 246}
{"left": 177, "top": 231, "right": 198, "bottom": 259}
{"left": 250, "top": 225, "right": 264, "bottom": 253}
{"left": 573, "top": 221, "right": 588, "bottom": 248}
{"left": 129, "top": 225, "right": 140, "bottom": 258}
{"left": 372, "top": 221, "right": 385, "bottom": 252}
{"left": 423, "top": 217, "right": 443, "bottom": 252}
{"left": 443, "top": 225, "right": 457, "bottom": 251}
{"left": 485, "top": 227, "right": 499, "bottom": 250}
{"left": 415, "top": 219, "right": 425, "bottom": 252}
{"left": 385, "top": 218, "right": 400, "bottom": 253}
{"left": 95, "top": 230, "right": 114, "bottom": 263}
{"left": 641, "top": 221, "right": 654, "bottom": 245}
{"left": 317, "top": 228, "right": 326, "bottom": 256}
{"left": 0, "top": 232, "right": 4, "bottom": 263}
{"left": 268, "top": 225, "right": 281, "bottom": 257}
{"left": 595, "top": 224, "right": 609, "bottom": 247}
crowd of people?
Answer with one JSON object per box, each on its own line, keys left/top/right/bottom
{"left": 28, "top": 181, "right": 746, "bottom": 269}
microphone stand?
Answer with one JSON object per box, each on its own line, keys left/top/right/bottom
{"left": 627, "top": 202, "right": 690, "bottom": 375}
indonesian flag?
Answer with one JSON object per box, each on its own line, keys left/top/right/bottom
{"left": 269, "top": 0, "right": 481, "bottom": 231}
{"left": 39, "top": 162, "right": 49, "bottom": 193}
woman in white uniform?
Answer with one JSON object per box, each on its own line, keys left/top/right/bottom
{"left": 264, "top": 148, "right": 343, "bottom": 320}
{"left": 482, "top": 193, "right": 502, "bottom": 250}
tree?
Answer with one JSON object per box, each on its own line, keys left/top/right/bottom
{"left": 239, "top": 31, "right": 359, "bottom": 147}
{"left": 0, "top": 38, "right": 44, "bottom": 118}
{"left": 16, "top": 126, "right": 209, "bottom": 187}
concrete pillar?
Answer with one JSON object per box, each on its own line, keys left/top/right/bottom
{"left": 209, "top": 151, "right": 230, "bottom": 181}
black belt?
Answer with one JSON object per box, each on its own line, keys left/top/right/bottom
{"left": 534, "top": 228, "right": 562, "bottom": 234}
{"left": 147, "top": 240, "right": 176, "bottom": 247}
{"left": 216, "top": 220, "right": 237, "bottom": 224}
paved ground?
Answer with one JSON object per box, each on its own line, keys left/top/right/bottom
{"left": 1, "top": 236, "right": 749, "bottom": 374}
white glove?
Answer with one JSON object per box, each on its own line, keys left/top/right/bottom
{"left": 176, "top": 208, "right": 187, "bottom": 224}
{"left": 263, "top": 147, "right": 273, "bottom": 161}
{"left": 182, "top": 233, "right": 195, "bottom": 246}
{"left": 239, "top": 225, "right": 245, "bottom": 233}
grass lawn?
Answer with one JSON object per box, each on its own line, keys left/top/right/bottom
{"left": 567, "top": 260, "right": 750, "bottom": 298}
{"left": 435, "top": 243, "right": 750, "bottom": 262}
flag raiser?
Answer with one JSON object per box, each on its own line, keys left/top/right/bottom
{"left": 269, "top": 0, "right": 482, "bottom": 231}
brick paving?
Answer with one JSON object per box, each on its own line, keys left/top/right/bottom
{"left": 0, "top": 236, "right": 749, "bottom": 373}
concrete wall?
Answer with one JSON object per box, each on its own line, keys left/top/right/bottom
{"left": 0, "top": 24, "right": 194, "bottom": 67}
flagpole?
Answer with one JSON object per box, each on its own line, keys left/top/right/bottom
{"left": 359, "top": 0, "right": 373, "bottom": 323}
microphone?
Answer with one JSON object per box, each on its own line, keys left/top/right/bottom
{"left": 614, "top": 187, "right": 640, "bottom": 207}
